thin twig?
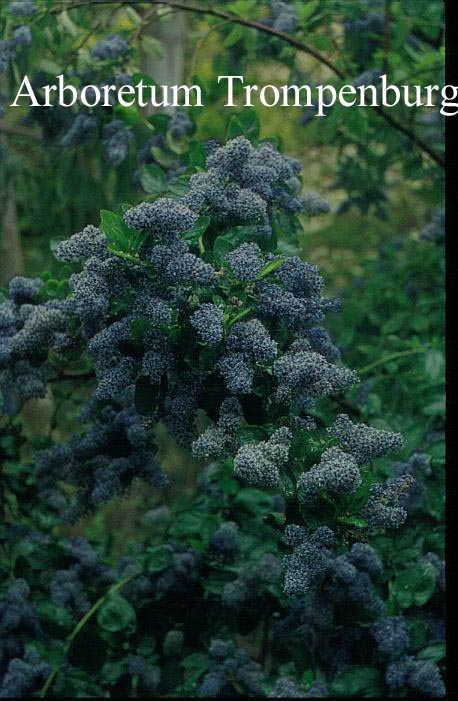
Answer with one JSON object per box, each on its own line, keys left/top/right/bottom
{"left": 188, "top": 20, "right": 230, "bottom": 83}
{"left": 358, "top": 347, "right": 426, "bottom": 375}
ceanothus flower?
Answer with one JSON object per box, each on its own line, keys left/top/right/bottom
{"left": 234, "top": 427, "right": 291, "bottom": 486}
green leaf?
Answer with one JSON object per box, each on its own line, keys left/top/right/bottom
{"left": 424, "top": 349, "right": 444, "bottom": 381}
{"left": 408, "top": 618, "right": 428, "bottom": 650}
{"left": 223, "top": 23, "right": 245, "bottom": 48}
{"left": 272, "top": 210, "right": 302, "bottom": 246}
{"left": 417, "top": 643, "right": 446, "bottom": 663}
{"left": 37, "top": 601, "right": 74, "bottom": 630}
{"left": 169, "top": 511, "right": 217, "bottom": 539}
{"left": 425, "top": 349, "right": 444, "bottom": 382}
{"left": 256, "top": 257, "right": 285, "bottom": 279}
{"left": 237, "top": 109, "right": 260, "bottom": 140}
{"left": 225, "top": 110, "right": 260, "bottom": 142}
{"left": 337, "top": 516, "right": 368, "bottom": 528}
{"left": 236, "top": 425, "right": 270, "bottom": 443}
{"left": 331, "top": 666, "right": 382, "bottom": 697}
{"left": 181, "top": 652, "right": 209, "bottom": 685}
{"left": 97, "top": 594, "right": 136, "bottom": 633}
{"left": 263, "top": 511, "right": 286, "bottom": 529}
{"left": 148, "top": 112, "right": 170, "bottom": 133}
{"left": 226, "top": 115, "right": 245, "bottom": 140}
{"left": 391, "top": 562, "right": 437, "bottom": 609}
{"left": 187, "top": 141, "right": 207, "bottom": 169}
{"left": 279, "top": 467, "right": 297, "bottom": 499}
{"left": 182, "top": 215, "right": 211, "bottom": 243}
{"left": 213, "top": 236, "right": 235, "bottom": 268}
{"left": 145, "top": 545, "right": 172, "bottom": 573}
{"left": 422, "top": 397, "right": 445, "bottom": 417}
{"left": 234, "top": 488, "right": 273, "bottom": 514}
{"left": 38, "top": 278, "right": 70, "bottom": 301}
{"left": 139, "top": 34, "right": 162, "bottom": 59}
{"left": 100, "top": 210, "right": 128, "bottom": 251}
{"left": 139, "top": 163, "right": 167, "bottom": 195}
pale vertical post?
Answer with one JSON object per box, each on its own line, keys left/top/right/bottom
{"left": 140, "top": 11, "right": 187, "bottom": 115}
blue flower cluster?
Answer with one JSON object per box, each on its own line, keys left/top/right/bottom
{"left": 221, "top": 553, "right": 282, "bottom": 608}
{"left": 269, "top": 677, "right": 329, "bottom": 698}
{"left": 162, "top": 629, "right": 184, "bottom": 657}
{"left": 275, "top": 537, "right": 391, "bottom": 677}
{"left": 0, "top": 650, "right": 51, "bottom": 699}
{"left": 225, "top": 242, "right": 264, "bottom": 281}
{"left": 269, "top": 1, "right": 299, "bottom": 33}
{"left": 8, "top": 1, "right": 36, "bottom": 16}
{"left": 363, "top": 475, "right": 414, "bottom": 529}
{"left": 234, "top": 427, "right": 291, "bottom": 486}
{"left": 192, "top": 397, "right": 242, "bottom": 460}
{"left": 0, "top": 133, "right": 421, "bottom": 666}
{"left": 168, "top": 111, "right": 194, "bottom": 139}
{"left": 282, "top": 525, "right": 335, "bottom": 596}
{"left": 0, "top": 26, "right": 32, "bottom": 73}
{"left": 200, "top": 639, "right": 265, "bottom": 697}
{"left": 370, "top": 616, "right": 410, "bottom": 656}
{"left": 297, "top": 446, "right": 361, "bottom": 504}
{"left": 420, "top": 209, "right": 445, "bottom": 243}
{"left": 91, "top": 34, "right": 130, "bottom": 61}
{"left": 273, "top": 345, "right": 357, "bottom": 405}
{"left": 35, "top": 399, "right": 168, "bottom": 521}
{"left": 102, "top": 119, "right": 131, "bottom": 166}
{"left": 190, "top": 303, "right": 224, "bottom": 345}
{"left": 329, "top": 413, "right": 404, "bottom": 465}
{"left": 0, "top": 278, "right": 71, "bottom": 413}
{"left": 385, "top": 656, "right": 445, "bottom": 697}
{"left": 392, "top": 452, "right": 432, "bottom": 512}
{"left": 208, "top": 522, "right": 240, "bottom": 561}
{"left": 181, "top": 136, "right": 303, "bottom": 232}
{"left": 0, "top": 580, "right": 40, "bottom": 669}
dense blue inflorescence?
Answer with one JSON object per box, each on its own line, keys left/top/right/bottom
{"left": 200, "top": 639, "right": 265, "bottom": 697}
{"left": 91, "top": 34, "right": 130, "bottom": 60}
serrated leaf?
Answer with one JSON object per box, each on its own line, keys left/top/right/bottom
{"left": 97, "top": 594, "right": 136, "bottom": 633}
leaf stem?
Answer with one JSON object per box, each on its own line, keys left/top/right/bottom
{"left": 39, "top": 573, "right": 137, "bottom": 698}
{"left": 358, "top": 347, "right": 426, "bottom": 375}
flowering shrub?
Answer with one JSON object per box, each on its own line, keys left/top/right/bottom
{"left": 0, "top": 128, "right": 445, "bottom": 697}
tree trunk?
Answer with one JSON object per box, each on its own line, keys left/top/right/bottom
{"left": 0, "top": 178, "right": 24, "bottom": 286}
